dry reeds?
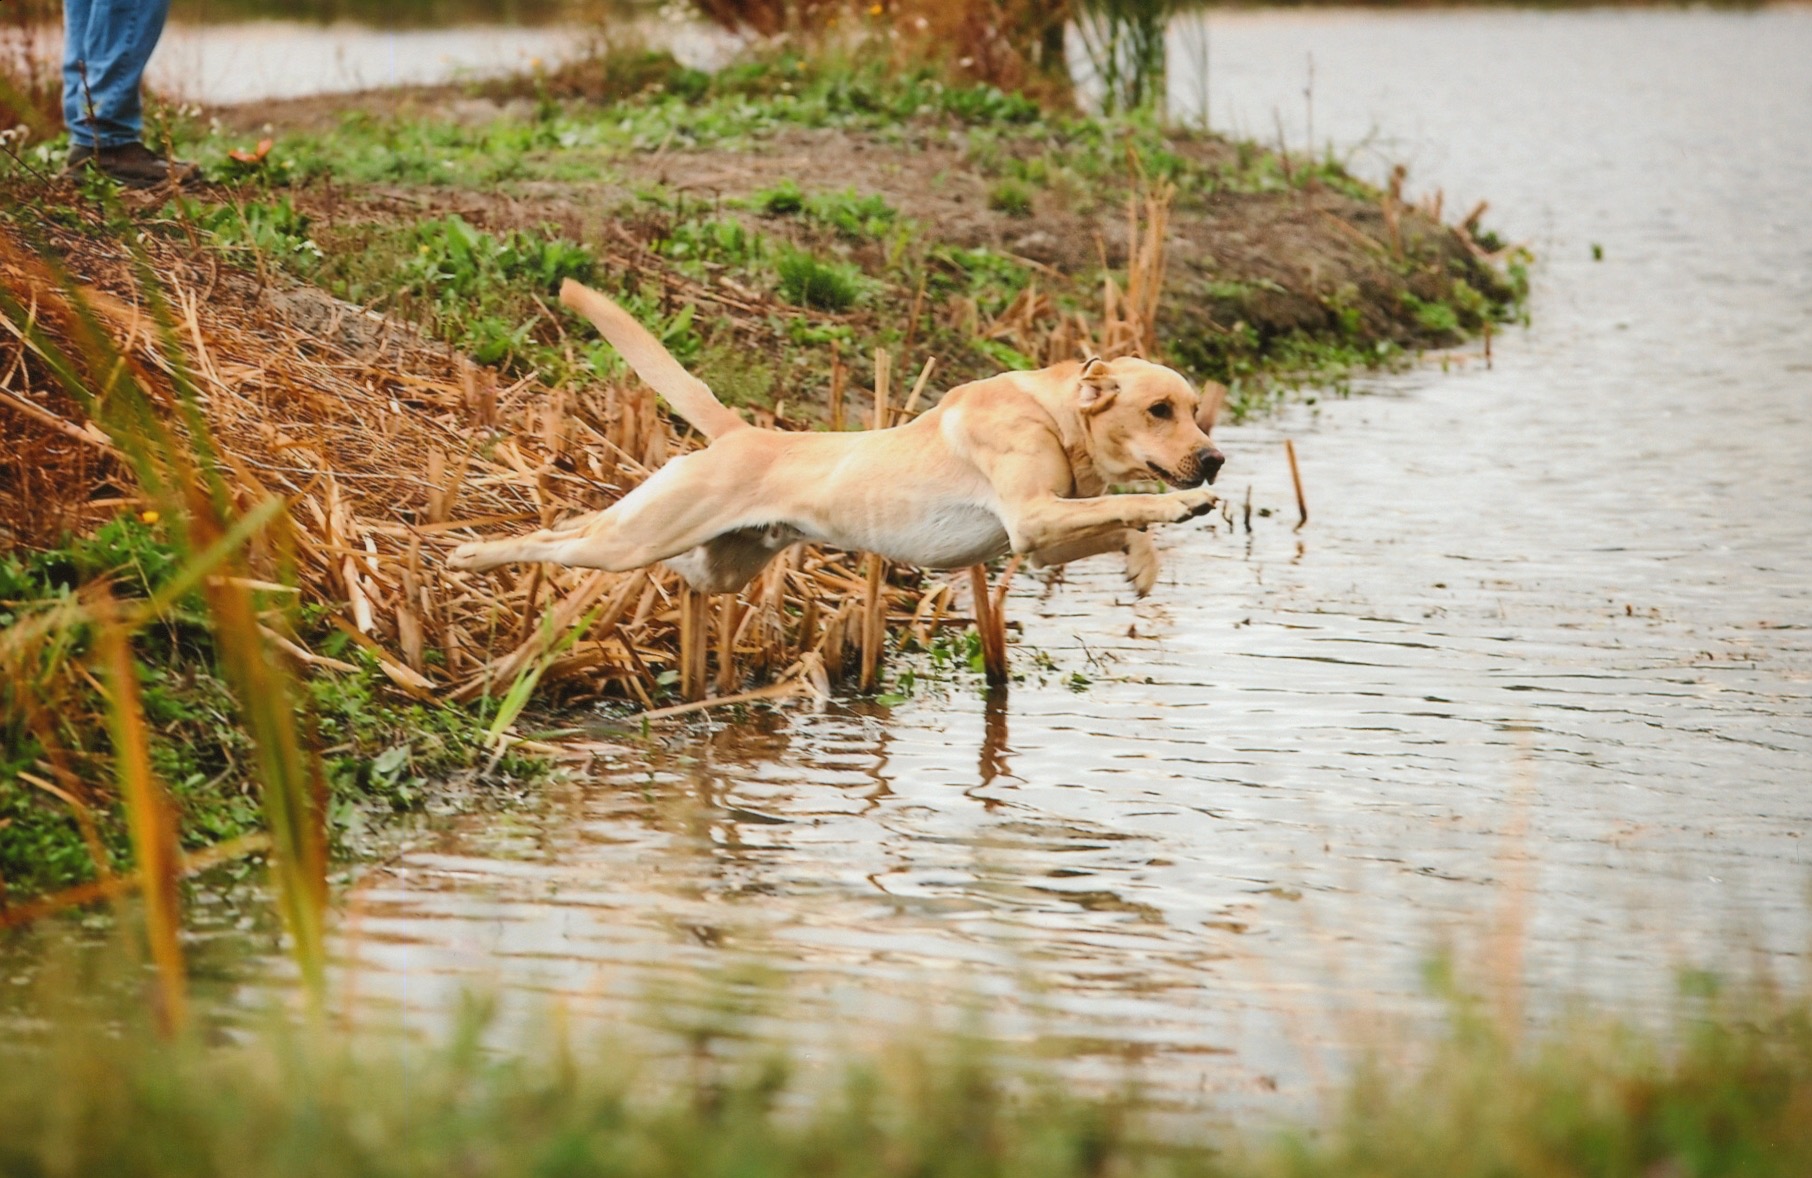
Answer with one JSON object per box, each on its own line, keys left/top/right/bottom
{"left": 690, "top": 0, "right": 1071, "bottom": 105}
{"left": 983, "top": 176, "right": 1176, "bottom": 366}
{"left": 1285, "top": 438, "right": 1307, "bottom": 530}
{"left": 93, "top": 589, "right": 188, "bottom": 1034}
{"left": 0, "top": 217, "right": 990, "bottom": 724}
{"left": 1382, "top": 164, "right": 1407, "bottom": 259}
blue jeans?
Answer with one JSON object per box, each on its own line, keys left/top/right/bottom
{"left": 63, "top": 0, "right": 172, "bottom": 148}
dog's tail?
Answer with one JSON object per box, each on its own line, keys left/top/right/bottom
{"left": 559, "top": 278, "right": 748, "bottom": 440}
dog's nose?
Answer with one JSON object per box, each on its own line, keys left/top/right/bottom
{"left": 1196, "top": 447, "right": 1225, "bottom": 484}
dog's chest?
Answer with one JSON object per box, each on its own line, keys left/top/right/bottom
{"left": 872, "top": 501, "right": 1010, "bottom": 569}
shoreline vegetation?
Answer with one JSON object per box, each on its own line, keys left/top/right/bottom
{"left": 2, "top": 5, "right": 1809, "bottom": 1174}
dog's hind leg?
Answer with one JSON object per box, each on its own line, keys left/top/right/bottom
{"left": 447, "top": 452, "right": 764, "bottom": 575}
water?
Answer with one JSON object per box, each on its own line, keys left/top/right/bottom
{"left": 184, "top": 7, "right": 1812, "bottom": 1105}
{"left": 148, "top": 15, "right": 730, "bottom": 103}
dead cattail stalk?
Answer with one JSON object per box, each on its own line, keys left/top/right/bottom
{"left": 1285, "top": 438, "right": 1308, "bottom": 530}
{"left": 860, "top": 553, "right": 885, "bottom": 691}
{"left": 634, "top": 678, "right": 811, "bottom": 723}
{"left": 902, "top": 273, "right": 927, "bottom": 357}
{"left": 900, "top": 355, "right": 937, "bottom": 421}
{"left": 1382, "top": 164, "right": 1407, "bottom": 258}
{"left": 872, "top": 346, "right": 891, "bottom": 431}
{"left": 829, "top": 342, "right": 846, "bottom": 431}
{"left": 968, "top": 564, "right": 1009, "bottom": 687}
{"left": 821, "top": 601, "right": 848, "bottom": 682}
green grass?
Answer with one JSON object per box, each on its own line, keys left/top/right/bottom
{"left": 988, "top": 178, "right": 1035, "bottom": 217}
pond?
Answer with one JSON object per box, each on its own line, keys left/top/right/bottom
{"left": 149, "top": 10, "right": 729, "bottom": 103}
{"left": 146, "top": 4, "right": 1812, "bottom": 1108}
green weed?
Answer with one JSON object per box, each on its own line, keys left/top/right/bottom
{"left": 753, "top": 182, "right": 899, "bottom": 239}
{"left": 1404, "top": 292, "right": 1462, "bottom": 337}
{"left": 776, "top": 248, "right": 866, "bottom": 311}
{"left": 988, "top": 178, "right": 1034, "bottom": 217}
{"left": 175, "top": 196, "right": 325, "bottom": 273}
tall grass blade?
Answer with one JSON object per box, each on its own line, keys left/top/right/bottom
{"left": 485, "top": 605, "right": 604, "bottom": 751}
{"left": 1074, "top": 0, "right": 1173, "bottom": 116}
{"left": 204, "top": 562, "right": 329, "bottom": 1002}
{"left": 92, "top": 589, "right": 188, "bottom": 1035}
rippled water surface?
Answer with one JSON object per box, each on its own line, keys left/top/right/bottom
{"left": 207, "top": 8, "right": 1812, "bottom": 1103}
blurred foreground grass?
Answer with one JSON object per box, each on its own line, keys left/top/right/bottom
{"left": 0, "top": 948, "right": 1808, "bottom": 1178}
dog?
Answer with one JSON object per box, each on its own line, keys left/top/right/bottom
{"left": 447, "top": 280, "right": 1225, "bottom": 597}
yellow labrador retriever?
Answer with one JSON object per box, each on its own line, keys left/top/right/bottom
{"left": 448, "top": 280, "right": 1225, "bottom": 596}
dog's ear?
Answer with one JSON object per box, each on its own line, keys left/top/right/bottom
{"left": 1197, "top": 380, "right": 1228, "bottom": 433}
{"left": 1078, "top": 357, "right": 1119, "bottom": 413}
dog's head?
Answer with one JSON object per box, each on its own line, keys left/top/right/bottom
{"left": 1075, "top": 356, "right": 1226, "bottom": 488}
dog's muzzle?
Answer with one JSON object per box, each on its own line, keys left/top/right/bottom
{"left": 1154, "top": 447, "right": 1225, "bottom": 488}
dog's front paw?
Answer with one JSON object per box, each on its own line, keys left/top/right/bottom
{"left": 1165, "top": 488, "right": 1220, "bottom": 524}
{"left": 1123, "top": 531, "right": 1159, "bottom": 597}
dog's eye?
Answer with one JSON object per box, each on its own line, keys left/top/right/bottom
{"left": 1148, "top": 401, "right": 1174, "bottom": 420}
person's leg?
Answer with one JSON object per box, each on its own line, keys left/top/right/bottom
{"left": 60, "top": 0, "right": 95, "bottom": 145}
{"left": 63, "top": 0, "right": 172, "bottom": 148}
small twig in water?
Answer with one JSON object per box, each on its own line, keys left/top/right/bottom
{"left": 1285, "top": 439, "right": 1308, "bottom": 531}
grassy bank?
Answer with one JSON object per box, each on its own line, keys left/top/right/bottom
{"left": 177, "top": 45, "right": 1522, "bottom": 420}
{"left": 1, "top": 43, "right": 1524, "bottom": 901}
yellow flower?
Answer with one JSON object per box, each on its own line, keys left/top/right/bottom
{"left": 139, "top": 510, "right": 159, "bottom": 524}
{"left": 869, "top": 2, "right": 883, "bottom": 13}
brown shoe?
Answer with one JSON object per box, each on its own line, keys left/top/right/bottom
{"left": 66, "top": 141, "right": 201, "bottom": 189}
